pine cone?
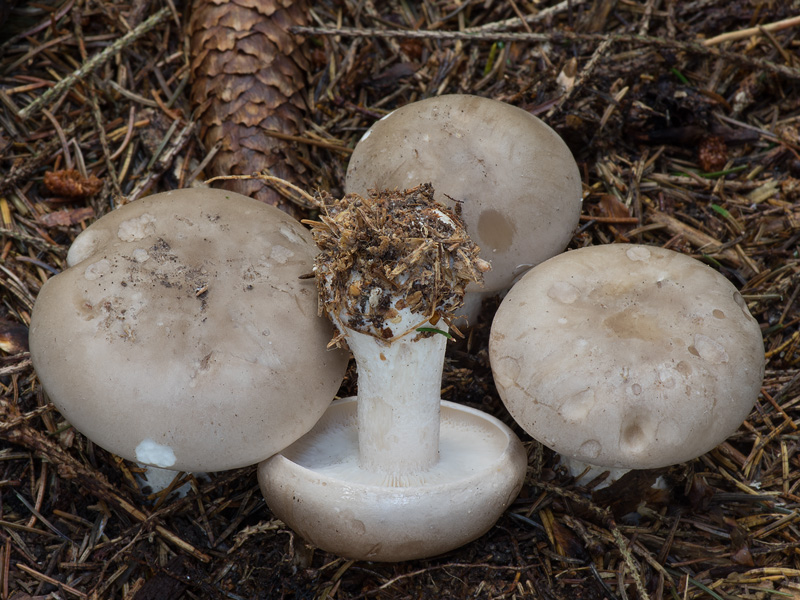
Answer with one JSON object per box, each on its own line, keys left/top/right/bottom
{"left": 189, "top": 0, "right": 309, "bottom": 216}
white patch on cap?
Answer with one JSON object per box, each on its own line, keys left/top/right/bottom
{"left": 559, "top": 388, "right": 596, "bottom": 422}
{"left": 579, "top": 439, "right": 602, "bottom": 460}
{"left": 693, "top": 334, "right": 729, "bottom": 364}
{"left": 135, "top": 439, "right": 177, "bottom": 468}
{"left": 67, "top": 230, "right": 105, "bottom": 266}
{"left": 84, "top": 259, "right": 110, "bottom": 281}
{"left": 626, "top": 246, "right": 651, "bottom": 261}
{"left": 547, "top": 281, "right": 581, "bottom": 304}
{"left": 132, "top": 248, "right": 149, "bottom": 263}
{"left": 493, "top": 356, "right": 520, "bottom": 390}
{"left": 118, "top": 213, "right": 157, "bottom": 242}
{"left": 269, "top": 244, "right": 294, "bottom": 264}
{"left": 359, "top": 129, "right": 372, "bottom": 142}
{"left": 658, "top": 367, "right": 679, "bottom": 389}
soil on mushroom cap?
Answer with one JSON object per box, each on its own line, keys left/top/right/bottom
{"left": 306, "top": 184, "right": 488, "bottom": 340}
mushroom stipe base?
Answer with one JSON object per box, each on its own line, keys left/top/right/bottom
{"left": 258, "top": 398, "right": 527, "bottom": 562}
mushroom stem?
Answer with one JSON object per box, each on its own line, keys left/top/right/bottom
{"left": 305, "top": 185, "right": 488, "bottom": 477}
{"left": 345, "top": 320, "right": 445, "bottom": 476}
{"left": 258, "top": 186, "right": 528, "bottom": 561}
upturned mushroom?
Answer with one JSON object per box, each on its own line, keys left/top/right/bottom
{"left": 258, "top": 185, "right": 527, "bottom": 562}
{"left": 345, "top": 94, "right": 583, "bottom": 321}
{"left": 489, "top": 244, "right": 765, "bottom": 482}
{"left": 30, "top": 188, "right": 348, "bottom": 474}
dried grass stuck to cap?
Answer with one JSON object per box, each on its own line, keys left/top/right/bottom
{"left": 304, "top": 184, "right": 489, "bottom": 342}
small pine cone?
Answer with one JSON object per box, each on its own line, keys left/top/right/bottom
{"left": 189, "top": 0, "right": 309, "bottom": 217}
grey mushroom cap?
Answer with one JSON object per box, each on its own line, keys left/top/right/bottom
{"left": 30, "top": 188, "right": 348, "bottom": 473}
{"left": 345, "top": 94, "right": 583, "bottom": 293}
{"left": 489, "top": 244, "right": 765, "bottom": 470}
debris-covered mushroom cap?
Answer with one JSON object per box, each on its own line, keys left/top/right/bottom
{"left": 490, "top": 244, "right": 765, "bottom": 470}
{"left": 30, "top": 188, "right": 348, "bottom": 472}
{"left": 306, "top": 184, "right": 488, "bottom": 340}
{"left": 345, "top": 94, "right": 582, "bottom": 292}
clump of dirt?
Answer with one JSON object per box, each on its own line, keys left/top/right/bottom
{"left": 307, "top": 184, "right": 487, "bottom": 341}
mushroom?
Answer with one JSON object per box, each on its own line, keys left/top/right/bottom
{"left": 258, "top": 185, "right": 527, "bottom": 561}
{"left": 345, "top": 94, "right": 583, "bottom": 322}
{"left": 489, "top": 244, "right": 765, "bottom": 482}
{"left": 30, "top": 187, "right": 348, "bottom": 474}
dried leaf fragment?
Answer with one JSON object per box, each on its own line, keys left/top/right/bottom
{"left": 38, "top": 206, "right": 95, "bottom": 227}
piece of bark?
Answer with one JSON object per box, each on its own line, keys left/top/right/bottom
{"left": 580, "top": 0, "right": 618, "bottom": 32}
{"left": 188, "top": 0, "right": 309, "bottom": 217}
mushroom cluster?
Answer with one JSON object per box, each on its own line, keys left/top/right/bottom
{"left": 489, "top": 244, "right": 765, "bottom": 482}
{"left": 28, "top": 93, "right": 765, "bottom": 565}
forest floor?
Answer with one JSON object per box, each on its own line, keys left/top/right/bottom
{"left": 2, "top": 0, "right": 800, "bottom": 598}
